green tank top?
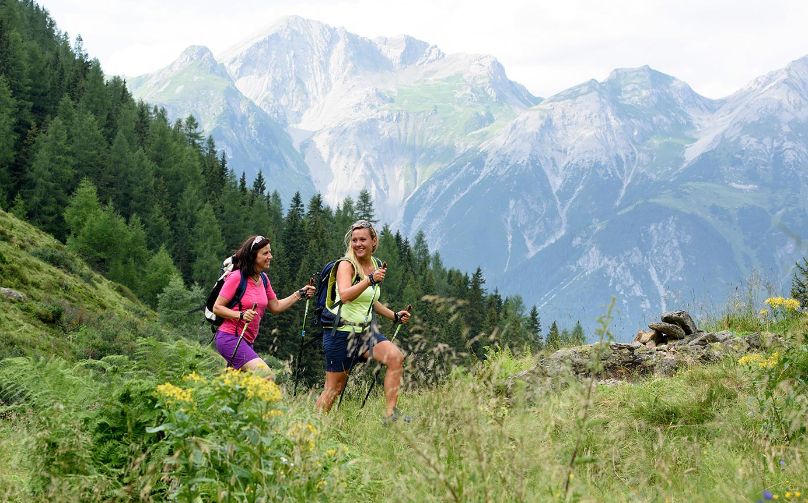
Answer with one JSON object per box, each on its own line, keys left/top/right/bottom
{"left": 334, "top": 260, "right": 380, "bottom": 330}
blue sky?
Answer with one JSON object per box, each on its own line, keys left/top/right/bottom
{"left": 38, "top": 0, "right": 808, "bottom": 99}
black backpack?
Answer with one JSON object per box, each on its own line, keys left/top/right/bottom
{"left": 312, "top": 256, "right": 381, "bottom": 329}
{"left": 204, "top": 255, "right": 268, "bottom": 330}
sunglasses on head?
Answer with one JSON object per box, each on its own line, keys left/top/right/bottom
{"left": 351, "top": 220, "right": 373, "bottom": 230}
{"left": 251, "top": 235, "right": 267, "bottom": 251}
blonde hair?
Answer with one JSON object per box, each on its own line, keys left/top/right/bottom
{"left": 342, "top": 220, "right": 378, "bottom": 280}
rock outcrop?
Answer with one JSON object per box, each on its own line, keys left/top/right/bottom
{"left": 509, "top": 310, "right": 778, "bottom": 388}
{"left": 0, "top": 287, "right": 26, "bottom": 302}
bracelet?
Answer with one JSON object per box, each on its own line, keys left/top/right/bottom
{"left": 297, "top": 288, "right": 306, "bottom": 300}
{"left": 393, "top": 312, "right": 401, "bottom": 324}
{"left": 368, "top": 273, "right": 377, "bottom": 286}
{"left": 239, "top": 311, "right": 244, "bottom": 320}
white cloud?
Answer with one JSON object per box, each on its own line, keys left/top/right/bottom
{"left": 38, "top": 0, "right": 808, "bottom": 98}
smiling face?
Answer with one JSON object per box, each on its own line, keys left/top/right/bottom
{"left": 253, "top": 243, "right": 272, "bottom": 273}
{"left": 350, "top": 228, "right": 376, "bottom": 260}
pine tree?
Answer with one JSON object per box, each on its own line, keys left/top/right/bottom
{"left": 267, "top": 191, "right": 284, "bottom": 244}
{"left": 71, "top": 108, "right": 109, "bottom": 195}
{"left": 144, "top": 204, "right": 172, "bottom": 252}
{"left": 560, "top": 328, "right": 571, "bottom": 347}
{"left": 171, "top": 187, "right": 203, "bottom": 278}
{"left": 157, "top": 275, "right": 205, "bottom": 332}
{"left": 128, "top": 148, "right": 157, "bottom": 219}
{"left": 25, "top": 116, "right": 75, "bottom": 238}
{"left": 141, "top": 246, "right": 181, "bottom": 307}
{"left": 466, "top": 267, "right": 487, "bottom": 357}
{"left": 77, "top": 60, "right": 109, "bottom": 123}
{"left": 218, "top": 168, "right": 248, "bottom": 251}
{"left": 528, "top": 305, "right": 542, "bottom": 347}
{"left": 280, "top": 192, "right": 306, "bottom": 286}
{"left": 69, "top": 204, "right": 128, "bottom": 274}
{"left": 297, "top": 194, "right": 332, "bottom": 283}
{"left": 64, "top": 178, "right": 101, "bottom": 237}
{"left": 355, "top": 188, "right": 376, "bottom": 223}
{"left": 108, "top": 131, "right": 137, "bottom": 217}
{"left": 546, "top": 321, "right": 561, "bottom": 350}
{"left": 0, "top": 75, "right": 17, "bottom": 203}
{"left": 791, "top": 257, "right": 808, "bottom": 307}
{"left": 181, "top": 115, "right": 203, "bottom": 148}
{"left": 333, "top": 195, "right": 356, "bottom": 256}
{"left": 190, "top": 203, "right": 225, "bottom": 286}
{"left": 201, "top": 136, "right": 225, "bottom": 206}
{"left": 109, "top": 215, "right": 149, "bottom": 291}
{"left": 571, "top": 320, "right": 586, "bottom": 345}
{"left": 238, "top": 172, "right": 248, "bottom": 194}
{"left": 376, "top": 225, "right": 403, "bottom": 297}
{"left": 412, "top": 231, "right": 430, "bottom": 278}
{"left": 9, "top": 192, "right": 26, "bottom": 219}
{"left": 252, "top": 171, "right": 267, "bottom": 199}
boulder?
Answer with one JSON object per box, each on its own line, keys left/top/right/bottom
{"left": 649, "top": 321, "right": 686, "bottom": 340}
{"left": 661, "top": 310, "right": 698, "bottom": 335}
{"left": 635, "top": 330, "right": 658, "bottom": 344}
{"left": 688, "top": 332, "right": 720, "bottom": 346}
{"left": 655, "top": 356, "right": 681, "bottom": 376}
{"left": 0, "top": 287, "right": 26, "bottom": 302}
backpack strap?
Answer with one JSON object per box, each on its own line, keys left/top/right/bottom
{"left": 227, "top": 272, "right": 248, "bottom": 311}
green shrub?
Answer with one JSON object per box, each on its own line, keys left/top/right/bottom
{"left": 30, "top": 246, "right": 80, "bottom": 274}
{"left": 142, "top": 369, "right": 345, "bottom": 501}
{"left": 90, "top": 378, "right": 162, "bottom": 472}
{"left": 745, "top": 317, "right": 808, "bottom": 442}
{"left": 72, "top": 324, "right": 138, "bottom": 361}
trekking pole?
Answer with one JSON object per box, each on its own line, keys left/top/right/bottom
{"left": 230, "top": 302, "right": 257, "bottom": 366}
{"left": 293, "top": 276, "right": 316, "bottom": 396}
{"left": 336, "top": 268, "right": 384, "bottom": 410}
{"left": 360, "top": 304, "right": 412, "bottom": 409}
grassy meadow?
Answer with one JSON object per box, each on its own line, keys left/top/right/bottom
{"left": 1, "top": 210, "right": 807, "bottom": 502}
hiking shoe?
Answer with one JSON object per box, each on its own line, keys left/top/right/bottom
{"left": 382, "top": 407, "right": 412, "bottom": 425}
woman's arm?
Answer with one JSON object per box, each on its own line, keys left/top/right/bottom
{"left": 373, "top": 301, "right": 411, "bottom": 324}
{"left": 335, "top": 260, "right": 385, "bottom": 303}
{"left": 266, "top": 284, "right": 315, "bottom": 314}
{"left": 213, "top": 295, "right": 256, "bottom": 322}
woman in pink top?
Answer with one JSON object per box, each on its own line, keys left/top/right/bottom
{"left": 212, "top": 235, "right": 315, "bottom": 374}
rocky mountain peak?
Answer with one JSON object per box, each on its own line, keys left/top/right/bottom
{"left": 373, "top": 35, "right": 444, "bottom": 68}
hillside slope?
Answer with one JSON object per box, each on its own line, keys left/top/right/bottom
{"left": 0, "top": 210, "right": 155, "bottom": 359}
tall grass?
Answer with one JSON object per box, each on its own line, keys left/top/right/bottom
{"left": 0, "top": 297, "right": 806, "bottom": 501}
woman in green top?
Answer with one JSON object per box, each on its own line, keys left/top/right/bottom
{"left": 315, "top": 220, "right": 411, "bottom": 420}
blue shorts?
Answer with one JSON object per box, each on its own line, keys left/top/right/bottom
{"left": 323, "top": 327, "right": 388, "bottom": 372}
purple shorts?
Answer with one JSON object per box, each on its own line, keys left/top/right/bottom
{"left": 215, "top": 330, "right": 260, "bottom": 370}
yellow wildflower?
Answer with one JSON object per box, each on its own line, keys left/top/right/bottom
{"left": 759, "top": 309, "right": 769, "bottom": 317}
{"left": 288, "top": 422, "right": 319, "bottom": 451}
{"left": 326, "top": 448, "right": 337, "bottom": 457}
{"left": 215, "top": 368, "right": 283, "bottom": 403}
{"left": 738, "top": 354, "right": 765, "bottom": 366}
{"left": 761, "top": 352, "right": 780, "bottom": 369}
{"left": 182, "top": 371, "right": 205, "bottom": 383}
{"left": 765, "top": 297, "right": 784, "bottom": 307}
{"left": 156, "top": 383, "right": 193, "bottom": 404}
{"left": 263, "top": 409, "right": 284, "bottom": 420}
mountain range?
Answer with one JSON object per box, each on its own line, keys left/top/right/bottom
{"left": 129, "top": 17, "right": 808, "bottom": 338}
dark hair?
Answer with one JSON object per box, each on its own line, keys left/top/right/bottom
{"left": 233, "top": 235, "right": 271, "bottom": 278}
